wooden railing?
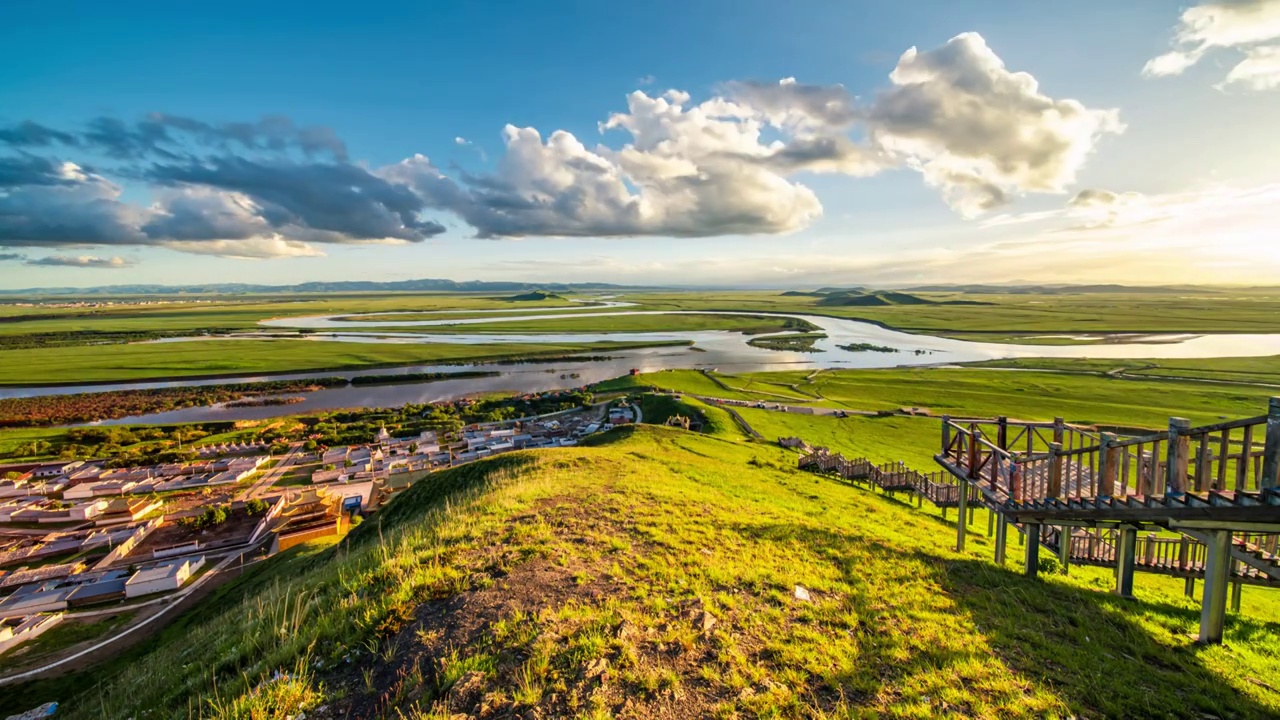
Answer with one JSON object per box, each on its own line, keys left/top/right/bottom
{"left": 939, "top": 401, "right": 1280, "bottom": 503}
{"left": 797, "top": 449, "right": 976, "bottom": 507}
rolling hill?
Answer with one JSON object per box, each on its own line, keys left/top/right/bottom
{"left": 9, "top": 417, "right": 1278, "bottom": 719}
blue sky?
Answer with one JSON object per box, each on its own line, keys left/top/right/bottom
{"left": 1, "top": 0, "right": 1278, "bottom": 288}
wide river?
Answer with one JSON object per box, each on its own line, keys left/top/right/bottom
{"left": 9, "top": 300, "right": 1280, "bottom": 425}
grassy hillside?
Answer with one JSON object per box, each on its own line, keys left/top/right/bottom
{"left": 11, "top": 425, "right": 1279, "bottom": 719}
{"left": 608, "top": 367, "right": 1279, "bottom": 429}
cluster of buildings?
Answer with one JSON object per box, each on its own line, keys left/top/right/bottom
{"left": 3, "top": 456, "right": 267, "bottom": 502}
{"left": 307, "top": 415, "right": 602, "bottom": 487}
{"left": 0, "top": 401, "right": 633, "bottom": 662}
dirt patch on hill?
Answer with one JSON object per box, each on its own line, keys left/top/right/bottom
{"left": 314, "top": 495, "right": 743, "bottom": 720}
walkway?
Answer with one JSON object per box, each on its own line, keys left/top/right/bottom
{"left": 932, "top": 402, "right": 1280, "bottom": 644}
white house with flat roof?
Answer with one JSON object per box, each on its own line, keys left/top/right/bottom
{"left": 124, "top": 556, "right": 205, "bottom": 598}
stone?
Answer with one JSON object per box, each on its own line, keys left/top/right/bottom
{"left": 793, "top": 585, "right": 812, "bottom": 602}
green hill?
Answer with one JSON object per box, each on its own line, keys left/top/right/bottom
{"left": 816, "top": 290, "right": 991, "bottom": 307}
{"left": 500, "top": 290, "right": 568, "bottom": 302}
{"left": 10, "top": 422, "right": 1279, "bottom": 718}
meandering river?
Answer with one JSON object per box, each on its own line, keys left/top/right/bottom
{"left": 8, "top": 301, "right": 1280, "bottom": 426}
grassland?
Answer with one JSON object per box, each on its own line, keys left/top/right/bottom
{"left": 626, "top": 288, "right": 1280, "bottom": 336}
{"left": 0, "top": 338, "right": 691, "bottom": 386}
{"left": 351, "top": 313, "right": 820, "bottom": 335}
{"left": 611, "top": 367, "right": 1278, "bottom": 430}
{"left": 969, "top": 355, "right": 1280, "bottom": 386}
{"left": 7, "top": 287, "right": 1280, "bottom": 385}
{"left": 7, "top": 424, "right": 1277, "bottom": 719}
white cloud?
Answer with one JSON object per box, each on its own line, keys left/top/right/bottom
{"left": 1145, "top": 0, "right": 1280, "bottom": 88}
{"left": 868, "top": 33, "right": 1123, "bottom": 217}
{"left": 1221, "top": 44, "right": 1280, "bottom": 89}
{"left": 0, "top": 32, "right": 1123, "bottom": 258}
{"left": 27, "top": 254, "right": 134, "bottom": 268}
{"left": 159, "top": 237, "right": 325, "bottom": 259}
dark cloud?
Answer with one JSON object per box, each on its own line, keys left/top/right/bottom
{"left": 0, "top": 156, "right": 77, "bottom": 187}
{"left": 0, "top": 114, "right": 348, "bottom": 162}
{"left": 0, "top": 173, "right": 146, "bottom": 246}
{"left": 0, "top": 121, "right": 81, "bottom": 148}
{"left": 144, "top": 156, "right": 445, "bottom": 241}
{"left": 26, "top": 254, "right": 134, "bottom": 268}
{"left": 0, "top": 252, "right": 25, "bottom": 261}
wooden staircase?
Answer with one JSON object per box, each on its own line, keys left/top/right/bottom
{"left": 932, "top": 399, "right": 1280, "bottom": 643}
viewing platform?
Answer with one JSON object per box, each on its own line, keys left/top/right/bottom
{"left": 934, "top": 399, "right": 1280, "bottom": 644}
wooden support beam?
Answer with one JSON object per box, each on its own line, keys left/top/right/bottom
{"left": 1263, "top": 397, "right": 1280, "bottom": 491}
{"left": 1185, "top": 576, "right": 1195, "bottom": 599}
{"left": 956, "top": 476, "right": 969, "bottom": 552}
{"left": 1053, "top": 417, "right": 1065, "bottom": 445}
{"left": 1115, "top": 528, "right": 1137, "bottom": 598}
{"left": 1047, "top": 442, "right": 1064, "bottom": 498}
{"left": 1167, "top": 417, "right": 1190, "bottom": 495}
{"left": 1199, "top": 530, "right": 1232, "bottom": 644}
{"left": 987, "top": 509, "right": 995, "bottom": 537}
{"left": 994, "top": 514, "right": 1008, "bottom": 566}
{"left": 1058, "top": 526, "right": 1070, "bottom": 574}
{"left": 1099, "top": 433, "right": 1118, "bottom": 497}
{"left": 1231, "top": 581, "right": 1243, "bottom": 614}
{"left": 941, "top": 415, "right": 952, "bottom": 456}
{"left": 1025, "top": 522, "right": 1041, "bottom": 577}
{"left": 997, "top": 416, "right": 1008, "bottom": 451}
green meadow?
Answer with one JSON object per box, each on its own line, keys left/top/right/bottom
{"left": 8, "top": 424, "right": 1277, "bottom": 719}
{"left": 614, "top": 367, "right": 1277, "bottom": 429}
{"left": 0, "top": 338, "right": 690, "bottom": 385}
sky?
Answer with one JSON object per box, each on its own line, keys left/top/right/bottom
{"left": 1, "top": 0, "right": 1279, "bottom": 289}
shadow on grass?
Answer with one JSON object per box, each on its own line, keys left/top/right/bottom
{"left": 733, "top": 520, "right": 1280, "bottom": 719}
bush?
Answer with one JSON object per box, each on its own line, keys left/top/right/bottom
{"left": 1037, "top": 555, "right": 1064, "bottom": 575}
{"left": 245, "top": 498, "right": 271, "bottom": 515}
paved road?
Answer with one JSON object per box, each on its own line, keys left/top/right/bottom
{"left": 237, "top": 443, "right": 304, "bottom": 501}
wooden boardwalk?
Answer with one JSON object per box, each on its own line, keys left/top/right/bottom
{"left": 931, "top": 400, "right": 1280, "bottom": 643}
{"left": 794, "top": 445, "right": 1280, "bottom": 588}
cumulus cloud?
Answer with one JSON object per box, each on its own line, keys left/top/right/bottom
{"left": 0, "top": 32, "right": 1122, "bottom": 257}
{"left": 1144, "top": 0, "right": 1280, "bottom": 89}
{"left": 868, "top": 33, "right": 1123, "bottom": 217}
{"left": 27, "top": 254, "right": 134, "bottom": 268}
{"left": 1221, "top": 44, "right": 1280, "bottom": 89}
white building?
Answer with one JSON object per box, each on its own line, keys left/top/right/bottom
{"left": 124, "top": 556, "right": 205, "bottom": 598}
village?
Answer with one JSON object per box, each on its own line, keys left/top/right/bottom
{"left": 0, "top": 399, "right": 640, "bottom": 667}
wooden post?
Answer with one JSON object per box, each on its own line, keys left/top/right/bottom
{"left": 1263, "top": 397, "right": 1280, "bottom": 491}
{"left": 1237, "top": 425, "right": 1253, "bottom": 492}
{"left": 986, "top": 509, "right": 995, "bottom": 537}
{"left": 997, "top": 416, "right": 1008, "bottom": 451}
{"left": 1058, "top": 526, "right": 1071, "bottom": 573}
{"left": 1199, "top": 530, "right": 1232, "bottom": 644}
{"left": 967, "top": 428, "right": 982, "bottom": 479}
{"left": 1167, "top": 417, "right": 1191, "bottom": 496}
{"left": 1178, "top": 535, "right": 1190, "bottom": 571}
{"left": 1231, "top": 581, "right": 1243, "bottom": 613}
{"left": 956, "top": 477, "right": 969, "bottom": 552}
{"left": 1099, "top": 433, "right": 1118, "bottom": 497}
{"left": 1144, "top": 533, "right": 1157, "bottom": 566}
{"left": 1185, "top": 577, "right": 1195, "bottom": 599}
{"left": 941, "top": 416, "right": 952, "bottom": 456}
{"left": 1115, "top": 528, "right": 1137, "bottom": 598}
{"left": 1047, "top": 442, "right": 1064, "bottom": 498}
{"left": 1025, "top": 522, "right": 1041, "bottom": 577}
{"left": 994, "top": 514, "right": 1008, "bottom": 566}
{"left": 1053, "top": 417, "right": 1065, "bottom": 445}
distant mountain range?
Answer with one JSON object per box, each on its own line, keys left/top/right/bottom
{"left": 898, "top": 283, "right": 1223, "bottom": 294}
{"left": 0, "top": 279, "right": 640, "bottom": 296}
